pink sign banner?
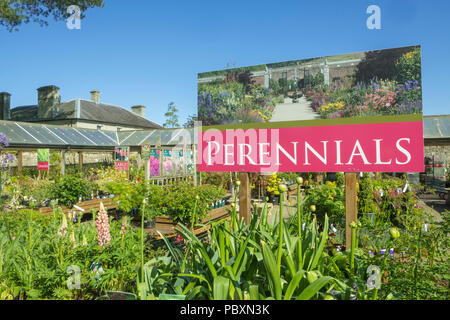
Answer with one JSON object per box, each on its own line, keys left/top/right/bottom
{"left": 197, "top": 121, "right": 424, "bottom": 173}
{"left": 37, "top": 162, "right": 49, "bottom": 170}
{"left": 115, "top": 161, "right": 129, "bottom": 171}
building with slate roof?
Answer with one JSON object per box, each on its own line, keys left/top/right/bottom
{"left": 0, "top": 85, "right": 162, "bottom": 131}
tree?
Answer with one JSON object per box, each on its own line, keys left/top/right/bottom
{"left": 183, "top": 113, "right": 198, "bottom": 128}
{"left": 163, "top": 102, "right": 180, "bottom": 128}
{"left": 353, "top": 46, "right": 417, "bottom": 84}
{"left": 0, "top": 0, "right": 104, "bottom": 32}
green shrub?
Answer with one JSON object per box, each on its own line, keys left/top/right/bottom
{"left": 302, "top": 181, "right": 345, "bottom": 227}
{"left": 162, "top": 183, "right": 226, "bottom": 223}
{"left": 395, "top": 47, "right": 421, "bottom": 84}
{"left": 358, "top": 173, "right": 378, "bottom": 215}
{"left": 105, "top": 181, "right": 226, "bottom": 224}
{"left": 50, "top": 174, "right": 93, "bottom": 208}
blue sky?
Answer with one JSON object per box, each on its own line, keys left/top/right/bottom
{"left": 0, "top": 0, "right": 449, "bottom": 126}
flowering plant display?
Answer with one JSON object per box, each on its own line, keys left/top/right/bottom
{"left": 265, "top": 173, "right": 282, "bottom": 196}
{"left": 198, "top": 82, "right": 277, "bottom": 125}
{"left": 96, "top": 202, "right": 111, "bottom": 248}
{"left": 150, "top": 149, "right": 160, "bottom": 177}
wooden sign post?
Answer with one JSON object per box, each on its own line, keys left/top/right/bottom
{"left": 239, "top": 172, "right": 251, "bottom": 224}
{"left": 345, "top": 172, "right": 358, "bottom": 249}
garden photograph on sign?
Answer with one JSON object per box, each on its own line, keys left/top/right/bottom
{"left": 198, "top": 46, "right": 422, "bottom": 124}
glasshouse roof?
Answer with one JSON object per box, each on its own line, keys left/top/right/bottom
{"left": 423, "top": 115, "right": 450, "bottom": 139}
{"left": 0, "top": 120, "right": 195, "bottom": 149}
{"left": 1, "top": 116, "right": 448, "bottom": 150}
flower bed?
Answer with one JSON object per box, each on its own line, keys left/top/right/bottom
{"left": 304, "top": 48, "right": 422, "bottom": 119}
{"left": 0, "top": 169, "right": 448, "bottom": 300}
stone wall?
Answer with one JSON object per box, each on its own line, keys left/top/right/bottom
{"left": 329, "top": 65, "right": 357, "bottom": 86}
{"left": 424, "top": 143, "right": 450, "bottom": 166}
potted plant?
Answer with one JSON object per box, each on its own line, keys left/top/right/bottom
{"left": 265, "top": 173, "right": 281, "bottom": 203}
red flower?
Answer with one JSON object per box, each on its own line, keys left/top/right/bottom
{"left": 176, "top": 234, "right": 184, "bottom": 243}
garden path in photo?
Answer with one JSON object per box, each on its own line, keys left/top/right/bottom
{"left": 270, "top": 96, "right": 320, "bottom": 122}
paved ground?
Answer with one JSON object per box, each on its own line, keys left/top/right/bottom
{"left": 270, "top": 96, "right": 320, "bottom": 122}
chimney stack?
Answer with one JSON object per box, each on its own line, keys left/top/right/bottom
{"left": 37, "top": 85, "right": 60, "bottom": 119}
{"left": 0, "top": 92, "right": 11, "bottom": 120}
{"left": 90, "top": 90, "right": 100, "bottom": 104}
{"left": 131, "top": 105, "right": 146, "bottom": 118}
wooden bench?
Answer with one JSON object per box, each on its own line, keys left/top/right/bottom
{"left": 39, "top": 197, "right": 118, "bottom": 215}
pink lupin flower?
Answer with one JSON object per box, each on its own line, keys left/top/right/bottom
{"left": 120, "top": 218, "right": 127, "bottom": 235}
{"left": 57, "top": 215, "right": 68, "bottom": 237}
{"left": 96, "top": 202, "right": 111, "bottom": 247}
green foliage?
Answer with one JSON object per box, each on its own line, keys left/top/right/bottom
{"left": 49, "top": 151, "right": 62, "bottom": 178}
{"left": 269, "top": 78, "right": 282, "bottom": 95}
{"left": 358, "top": 173, "right": 378, "bottom": 215}
{"left": 198, "top": 81, "right": 277, "bottom": 125}
{"left": 0, "top": 208, "right": 164, "bottom": 299}
{"left": 4, "top": 177, "right": 54, "bottom": 209}
{"left": 0, "top": 0, "right": 105, "bottom": 32}
{"left": 50, "top": 174, "right": 94, "bottom": 208}
{"left": 1, "top": 169, "right": 447, "bottom": 300}
{"left": 395, "top": 48, "right": 422, "bottom": 84}
{"left": 158, "top": 183, "right": 226, "bottom": 223}
{"left": 299, "top": 73, "right": 324, "bottom": 89}
{"left": 140, "top": 199, "right": 347, "bottom": 300}
{"left": 105, "top": 181, "right": 225, "bottom": 223}
{"left": 163, "top": 102, "right": 180, "bottom": 128}
{"left": 200, "top": 172, "right": 231, "bottom": 190}
{"left": 301, "top": 181, "right": 345, "bottom": 227}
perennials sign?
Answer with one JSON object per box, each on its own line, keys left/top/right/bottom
{"left": 197, "top": 46, "right": 424, "bottom": 173}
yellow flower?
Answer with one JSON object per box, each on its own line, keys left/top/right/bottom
{"left": 404, "top": 51, "right": 414, "bottom": 59}
{"left": 326, "top": 181, "right": 336, "bottom": 188}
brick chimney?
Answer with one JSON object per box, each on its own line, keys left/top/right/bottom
{"left": 131, "top": 105, "right": 146, "bottom": 118}
{"left": 37, "top": 85, "right": 60, "bottom": 119}
{"left": 0, "top": 92, "right": 11, "bottom": 120}
{"left": 90, "top": 90, "right": 100, "bottom": 104}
